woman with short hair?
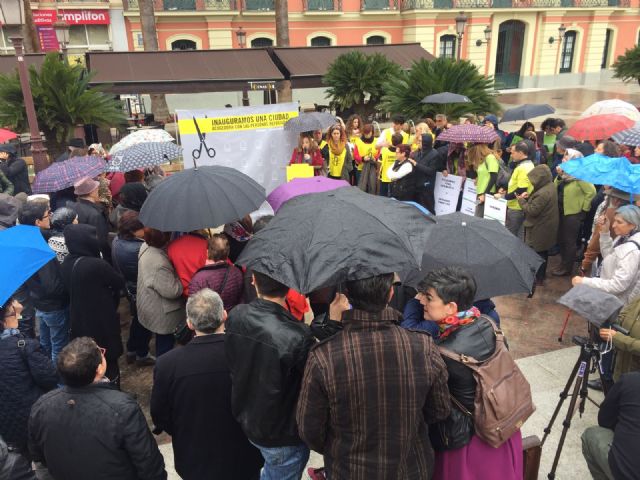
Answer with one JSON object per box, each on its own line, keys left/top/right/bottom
{"left": 418, "top": 266, "right": 523, "bottom": 480}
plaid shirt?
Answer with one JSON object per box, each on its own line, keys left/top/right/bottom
{"left": 296, "top": 307, "right": 450, "bottom": 480}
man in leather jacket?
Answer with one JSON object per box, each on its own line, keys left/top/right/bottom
{"left": 225, "top": 271, "right": 316, "bottom": 479}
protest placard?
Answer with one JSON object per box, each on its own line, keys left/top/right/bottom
{"left": 286, "top": 164, "right": 314, "bottom": 181}
{"left": 484, "top": 195, "right": 508, "bottom": 225}
{"left": 434, "top": 172, "right": 463, "bottom": 215}
{"left": 460, "top": 178, "right": 477, "bottom": 216}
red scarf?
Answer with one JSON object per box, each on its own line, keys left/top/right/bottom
{"left": 437, "top": 306, "right": 481, "bottom": 339}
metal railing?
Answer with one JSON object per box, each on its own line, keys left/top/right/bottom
{"left": 163, "top": 0, "right": 196, "bottom": 10}
{"left": 204, "top": 0, "right": 236, "bottom": 9}
{"left": 243, "top": 0, "right": 275, "bottom": 10}
{"left": 401, "top": 0, "right": 627, "bottom": 8}
{"left": 304, "top": 0, "right": 342, "bottom": 11}
{"left": 125, "top": 0, "right": 139, "bottom": 9}
{"left": 361, "top": 0, "right": 397, "bottom": 10}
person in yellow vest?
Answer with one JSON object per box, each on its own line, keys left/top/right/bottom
{"left": 379, "top": 133, "right": 403, "bottom": 197}
{"left": 314, "top": 129, "right": 329, "bottom": 173}
{"left": 346, "top": 114, "right": 363, "bottom": 144}
{"left": 375, "top": 114, "right": 409, "bottom": 149}
{"left": 494, "top": 140, "right": 535, "bottom": 237}
{"left": 466, "top": 143, "right": 500, "bottom": 217}
{"left": 353, "top": 124, "right": 380, "bottom": 186}
{"left": 325, "top": 124, "right": 353, "bottom": 182}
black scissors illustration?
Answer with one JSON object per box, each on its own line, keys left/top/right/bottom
{"left": 192, "top": 116, "right": 216, "bottom": 160}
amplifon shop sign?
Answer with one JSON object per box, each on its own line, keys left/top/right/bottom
{"left": 33, "top": 10, "right": 111, "bottom": 26}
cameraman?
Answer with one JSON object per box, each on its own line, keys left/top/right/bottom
{"left": 582, "top": 371, "right": 640, "bottom": 480}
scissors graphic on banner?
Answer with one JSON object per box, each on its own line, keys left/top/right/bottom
{"left": 192, "top": 116, "right": 216, "bottom": 160}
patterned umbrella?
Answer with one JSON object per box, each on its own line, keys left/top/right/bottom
{"left": 283, "top": 112, "right": 336, "bottom": 134}
{"left": 581, "top": 99, "right": 640, "bottom": 122}
{"left": 106, "top": 142, "right": 182, "bottom": 172}
{"left": 31, "top": 155, "right": 106, "bottom": 194}
{"left": 109, "top": 128, "right": 175, "bottom": 155}
{"left": 566, "top": 114, "right": 635, "bottom": 141}
{"left": 436, "top": 124, "right": 500, "bottom": 144}
{"left": 612, "top": 121, "right": 640, "bottom": 146}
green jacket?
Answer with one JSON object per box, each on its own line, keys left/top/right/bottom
{"left": 554, "top": 176, "right": 595, "bottom": 216}
{"left": 0, "top": 169, "right": 13, "bottom": 196}
{"left": 613, "top": 296, "right": 640, "bottom": 381}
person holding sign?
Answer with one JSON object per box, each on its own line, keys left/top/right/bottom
{"left": 494, "top": 141, "right": 535, "bottom": 237}
{"left": 387, "top": 144, "right": 415, "bottom": 201}
{"left": 466, "top": 144, "right": 500, "bottom": 217}
{"left": 378, "top": 133, "right": 404, "bottom": 197}
{"left": 353, "top": 124, "right": 380, "bottom": 187}
{"left": 289, "top": 135, "right": 324, "bottom": 176}
{"left": 325, "top": 124, "right": 353, "bottom": 182}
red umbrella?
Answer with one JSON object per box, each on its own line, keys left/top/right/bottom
{"left": 0, "top": 128, "right": 17, "bottom": 143}
{"left": 566, "top": 114, "right": 635, "bottom": 141}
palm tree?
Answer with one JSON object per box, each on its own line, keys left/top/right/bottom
{"left": 323, "top": 51, "right": 402, "bottom": 118}
{"left": 22, "top": 0, "right": 40, "bottom": 53}
{"left": 0, "top": 53, "right": 126, "bottom": 156}
{"left": 379, "top": 57, "right": 500, "bottom": 119}
{"left": 613, "top": 45, "right": 640, "bottom": 86}
{"left": 275, "top": 0, "right": 292, "bottom": 103}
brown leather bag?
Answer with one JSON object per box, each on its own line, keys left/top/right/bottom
{"left": 439, "top": 316, "right": 535, "bottom": 448}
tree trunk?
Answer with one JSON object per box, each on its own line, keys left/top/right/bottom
{"left": 22, "top": 0, "right": 40, "bottom": 53}
{"left": 275, "top": 0, "right": 293, "bottom": 103}
{"left": 139, "top": 0, "right": 171, "bottom": 122}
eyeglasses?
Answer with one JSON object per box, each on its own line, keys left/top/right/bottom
{"left": 97, "top": 346, "right": 106, "bottom": 357}
{"left": 41, "top": 210, "right": 52, "bottom": 220}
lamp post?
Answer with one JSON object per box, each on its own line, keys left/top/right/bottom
{"left": 475, "top": 25, "right": 492, "bottom": 47}
{"left": 236, "top": 27, "right": 250, "bottom": 106}
{"left": 549, "top": 24, "right": 567, "bottom": 74}
{"left": 9, "top": 36, "right": 48, "bottom": 173}
{"left": 455, "top": 11, "right": 467, "bottom": 61}
{"left": 53, "top": 17, "right": 70, "bottom": 63}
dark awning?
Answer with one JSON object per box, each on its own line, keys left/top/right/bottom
{"left": 86, "top": 49, "right": 285, "bottom": 94}
{"left": 0, "top": 54, "right": 46, "bottom": 76}
{"left": 271, "top": 43, "right": 434, "bottom": 88}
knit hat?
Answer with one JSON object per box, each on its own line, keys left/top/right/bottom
{"left": 69, "top": 138, "right": 86, "bottom": 149}
{"left": 73, "top": 177, "right": 99, "bottom": 196}
{"left": 0, "top": 144, "right": 16, "bottom": 155}
{"left": 0, "top": 193, "right": 20, "bottom": 229}
{"left": 616, "top": 205, "right": 640, "bottom": 227}
{"left": 483, "top": 114, "right": 499, "bottom": 128}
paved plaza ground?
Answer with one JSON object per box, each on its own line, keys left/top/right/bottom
{"left": 120, "top": 80, "right": 640, "bottom": 479}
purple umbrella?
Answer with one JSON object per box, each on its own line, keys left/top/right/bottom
{"left": 436, "top": 124, "right": 500, "bottom": 144}
{"left": 32, "top": 155, "right": 106, "bottom": 194}
{"left": 267, "top": 177, "right": 350, "bottom": 213}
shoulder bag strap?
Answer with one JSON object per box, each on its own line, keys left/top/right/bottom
{"left": 218, "top": 265, "right": 232, "bottom": 295}
{"left": 69, "top": 256, "right": 85, "bottom": 305}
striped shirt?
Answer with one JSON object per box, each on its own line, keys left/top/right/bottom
{"left": 296, "top": 307, "right": 450, "bottom": 480}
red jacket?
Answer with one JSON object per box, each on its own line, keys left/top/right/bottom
{"left": 290, "top": 149, "right": 324, "bottom": 176}
{"left": 167, "top": 234, "right": 208, "bottom": 297}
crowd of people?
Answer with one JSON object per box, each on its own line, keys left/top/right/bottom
{"left": 1, "top": 109, "right": 640, "bottom": 480}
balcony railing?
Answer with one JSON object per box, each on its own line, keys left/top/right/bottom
{"left": 361, "top": 0, "right": 397, "bottom": 10}
{"left": 163, "top": 0, "right": 196, "bottom": 9}
{"left": 205, "top": 0, "right": 236, "bottom": 9}
{"left": 243, "top": 0, "right": 275, "bottom": 9}
{"left": 125, "top": 0, "right": 139, "bottom": 8}
{"left": 401, "top": 0, "right": 627, "bottom": 8}
{"left": 304, "top": 0, "right": 342, "bottom": 10}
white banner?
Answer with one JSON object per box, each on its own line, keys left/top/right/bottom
{"left": 176, "top": 103, "right": 299, "bottom": 194}
{"left": 434, "top": 172, "right": 463, "bottom": 216}
{"left": 460, "top": 178, "right": 477, "bottom": 216}
{"left": 484, "top": 195, "right": 508, "bottom": 225}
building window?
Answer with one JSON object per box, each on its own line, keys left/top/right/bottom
{"left": 251, "top": 37, "right": 274, "bottom": 48}
{"left": 366, "top": 35, "right": 386, "bottom": 45}
{"left": 560, "top": 31, "right": 577, "bottom": 74}
{"left": 601, "top": 28, "right": 613, "bottom": 69}
{"left": 310, "top": 36, "right": 332, "bottom": 47}
{"left": 136, "top": 33, "right": 144, "bottom": 47}
{"left": 67, "top": 24, "right": 110, "bottom": 54}
{"left": 171, "top": 39, "right": 197, "bottom": 50}
{"left": 439, "top": 34, "right": 456, "bottom": 59}
{"left": 0, "top": 25, "right": 21, "bottom": 54}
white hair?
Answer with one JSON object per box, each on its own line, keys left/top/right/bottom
{"left": 186, "top": 289, "right": 224, "bottom": 334}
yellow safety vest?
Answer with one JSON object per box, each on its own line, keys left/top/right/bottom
{"left": 379, "top": 147, "right": 396, "bottom": 183}
{"left": 354, "top": 138, "right": 378, "bottom": 172}
{"left": 384, "top": 128, "right": 409, "bottom": 145}
{"left": 329, "top": 148, "right": 347, "bottom": 177}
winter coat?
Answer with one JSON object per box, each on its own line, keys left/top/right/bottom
{"left": 67, "top": 199, "right": 112, "bottom": 264}
{"left": 413, "top": 134, "right": 445, "bottom": 194}
{"left": 60, "top": 224, "right": 124, "bottom": 361}
{"left": 28, "top": 382, "right": 167, "bottom": 480}
{"left": 0, "top": 334, "right": 57, "bottom": 451}
{"left": 582, "top": 231, "right": 640, "bottom": 305}
{"left": 24, "top": 259, "right": 68, "bottom": 312}
{"left": 612, "top": 296, "right": 640, "bottom": 381}
{"left": 0, "top": 170, "right": 13, "bottom": 196}
{"left": 151, "top": 334, "right": 263, "bottom": 480}
{"left": 188, "top": 263, "right": 244, "bottom": 311}
{"left": 0, "top": 436, "right": 36, "bottom": 480}
{"left": 112, "top": 236, "right": 143, "bottom": 294}
{"left": 137, "top": 243, "right": 185, "bottom": 335}
{"left": 554, "top": 175, "right": 596, "bottom": 216}
{"left": 0, "top": 157, "right": 30, "bottom": 195}
{"left": 518, "top": 164, "right": 559, "bottom": 252}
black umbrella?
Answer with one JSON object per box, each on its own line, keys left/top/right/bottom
{"left": 421, "top": 92, "right": 471, "bottom": 104}
{"left": 237, "top": 187, "right": 435, "bottom": 294}
{"left": 283, "top": 112, "right": 337, "bottom": 134}
{"left": 500, "top": 104, "right": 555, "bottom": 123}
{"left": 106, "top": 142, "right": 182, "bottom": 172}
{"left": 139, "top": 165, "right": 266, "bottom": 232}
{"left": 401, "top": 212, "right": 543, "bottom": 300}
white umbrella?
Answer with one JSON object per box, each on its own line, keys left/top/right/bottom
{"left": 581, "top": 99, "right": 640, "bottom": 122}
{"left": 110, "top": 128, "right": 175, "bottom": 155}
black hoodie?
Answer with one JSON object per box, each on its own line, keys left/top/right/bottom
{"left": 61, "top": 224, "right": 124, "bottom": 360}
{"left": 414, "top": 134, "right": 446, "bottom": 194}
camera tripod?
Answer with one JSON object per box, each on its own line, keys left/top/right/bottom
{"left": 540, "top": 336, "right": 608, "bottom": 480}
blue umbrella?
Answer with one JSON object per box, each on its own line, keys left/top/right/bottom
{"left": 0, "top": 225, "right": 55, "bottom": 307}
{"left": 560, "top": 153, "right": 640, "bottom": 194}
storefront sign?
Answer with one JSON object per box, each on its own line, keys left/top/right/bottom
{"left": 33, "top": 10, "right": 110, "bottom": 26}
{"left": 36, "top": 27, "right": 60, "bottom": 52}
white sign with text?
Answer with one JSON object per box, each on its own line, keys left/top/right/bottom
{"left": 460, "top": 178, "right": 477, "bottom": 217}
{"left": 484, "top": 195, "right": 508, "bottom": 225}
{"left": 434, "top": 172, "right": 463, "bottom": 216}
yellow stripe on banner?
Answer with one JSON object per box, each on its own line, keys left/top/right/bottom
{"left": 178, "top": 111, "right": 299, "bottom": 135}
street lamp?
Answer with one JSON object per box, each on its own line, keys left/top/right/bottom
{"left": 9, "top": 37, "right": 48, "bottom": 173}
{"left": 53, "top": 17, "right": 70, "bottom": 62}
{"left": 476, "top": 25, "right": 492, "bottom": 47}
{"left": 548, "top": 24, "right": 567, "bottom": 44}
{"left": 0, "top": 0, "right": 24, "bottom": 26}
{"left": 455, "top": 12, "right": 467, "bottom": 60}
{"left": 236, "top": 27, "right": 249, "bottom": 106}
